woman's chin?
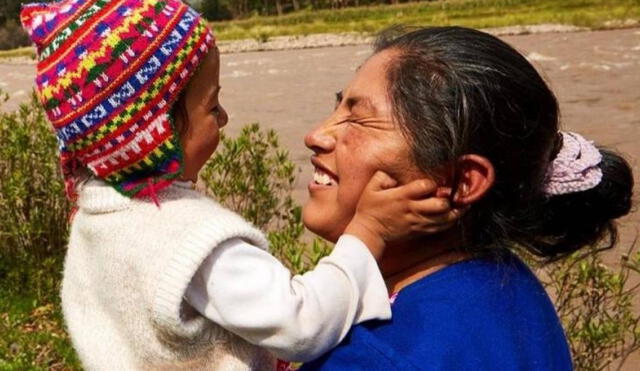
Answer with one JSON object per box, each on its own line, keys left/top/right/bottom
{"left": 302, "top": 220, "right": 339, "bottom": 243}
{"left": 302, "top": 205, "right": 342, "bottom": 243}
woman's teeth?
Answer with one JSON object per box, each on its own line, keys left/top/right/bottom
{"left": 313, "top": 168, "right": 336, "bottom": 186}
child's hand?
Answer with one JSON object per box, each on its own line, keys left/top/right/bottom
{"left": 344, "top": 171, "right": 460, "bottom": 260}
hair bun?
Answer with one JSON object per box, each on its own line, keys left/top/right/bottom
{"left": 593, "top": 149, "right": 634, "bottom": 219}
{"left": 536, "top": 148, "right": 633, "bottom": 258}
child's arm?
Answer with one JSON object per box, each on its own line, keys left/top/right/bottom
{"left": 184, "top": 172, "right": 458, "bottom": 362}
{"left": 186, "top": 234, "right": 386, "bottom": 362}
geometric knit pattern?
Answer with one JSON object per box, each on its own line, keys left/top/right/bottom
{"left": 20, "top": 0, "right": 215, "bottom": 200}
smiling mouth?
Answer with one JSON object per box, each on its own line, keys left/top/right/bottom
{"left": 313, "top": 167, "right": 337, "bottom": 186}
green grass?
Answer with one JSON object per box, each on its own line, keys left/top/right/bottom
{"left": 0, "top": 46, "right": 35, "bottom": 60}
{"left": 211, "top": 0, "right": 640, "bottom": 41}
{"left": 1, "top": 0, "right": 639, "bottom": 59}
{"left": 0, "top": 288, "right": 80, "bottom": 371}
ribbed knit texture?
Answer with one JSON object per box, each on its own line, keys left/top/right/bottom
{"left": 62, "top": 180, "right": 276, "bottom": 370}
{"left": 20, "top": 0, "right": 215, "bottom": 199}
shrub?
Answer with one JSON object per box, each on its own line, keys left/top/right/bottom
{"left": 200, "top": 123, "right": 330, "bottom": 275}
{"left": 533, "top": 245, "right": 640, "bottom": 370}
{"left": 0, "top": 19, "right": 31, "bottom": 51}
{"left": 0, "top": 91, "right": 78, "bottom": 369}
{"left": 0, "top": 91, "right": 70, "bottom": 300}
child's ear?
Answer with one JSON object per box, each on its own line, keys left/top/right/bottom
{"left": 436, "top": 154, "right": 495, "bottom": 206}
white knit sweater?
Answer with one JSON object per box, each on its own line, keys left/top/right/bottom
{"left": 62, "top": 180, "right": 391, "bottom": 370}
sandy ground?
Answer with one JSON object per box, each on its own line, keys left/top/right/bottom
{"left": 2, "top": 27, "right": 640, "bottom": 366}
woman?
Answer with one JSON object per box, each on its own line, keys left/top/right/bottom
{"left": 300, "top": 27, "right": 633, "bottom": 370}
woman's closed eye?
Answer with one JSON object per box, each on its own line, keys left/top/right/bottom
{"left": 334, "top": 90, "right": 343, "bottom": 109}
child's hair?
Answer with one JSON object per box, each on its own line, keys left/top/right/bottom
{"left": 374, "top": 26, "right": 634, "bottom": 259}
{"left": 172, "top": 92, "right": 190, "bottom": 137}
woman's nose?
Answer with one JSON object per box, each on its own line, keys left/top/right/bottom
{"left": 304, "top": 120, "right": 336, "bottom": 153}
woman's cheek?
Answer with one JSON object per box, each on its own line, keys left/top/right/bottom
{"left": 335, "top": 135, "right": 381, "bottom": 211}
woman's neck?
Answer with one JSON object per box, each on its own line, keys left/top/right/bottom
{"left": 380, "top": 233, "right": 470, "bottom": 294}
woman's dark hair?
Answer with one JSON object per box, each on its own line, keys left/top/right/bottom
{"left": 375, "top": 26, "right": 634, "bottom": 259}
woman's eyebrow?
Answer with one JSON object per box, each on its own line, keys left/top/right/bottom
{"left": 335, "top": 90, "right": 376, "bottom": 114}
{"left": 346, "top": 95, "right": 376, "bottom": 114}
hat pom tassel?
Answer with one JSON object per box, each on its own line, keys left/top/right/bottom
{"left": 20, "top": 3, "right": 51, "bottom": 48}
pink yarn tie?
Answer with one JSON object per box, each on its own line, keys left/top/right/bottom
{"left": 147, "top": 178, "right": 161, "bottom": 208}
{"left": 543, "top": 132, "right": 603, "bottom": 196}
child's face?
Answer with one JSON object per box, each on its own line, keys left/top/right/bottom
{"left": 177, "top": 47, "right": 228, "bottom": 182}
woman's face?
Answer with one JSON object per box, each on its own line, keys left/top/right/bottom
{"left": 303, "top": 49, "right": 425, "bottom": 242}
{"left": 177, "top": 47, "right": 229, "bottom": 182}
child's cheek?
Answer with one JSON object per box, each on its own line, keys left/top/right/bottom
{"left": 211, "top": 134, "right": 221, "bottom": 154}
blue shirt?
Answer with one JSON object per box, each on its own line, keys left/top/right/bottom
{"left": 302, "top": 254, "right": 572, "bottom": 370}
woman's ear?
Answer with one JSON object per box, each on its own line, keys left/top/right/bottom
{"left": 445, "top": 154, "right": 495, "bottom": 206}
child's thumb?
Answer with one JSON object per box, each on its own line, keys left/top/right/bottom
{"left": 367, "top": 170, "right": 398, "bottom": 191}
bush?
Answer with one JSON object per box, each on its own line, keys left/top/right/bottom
{"left": 534, "top": 245, "right": 640, "bottom": 370}
{"left": 0, "top": 91, "right": 78, "bottom": 369}
{"left": 0, "top": 19, "right": 31, "bottom": 51}
{"left": 0, "top": 91, "right": 70, "bottom": 300}
{"left": 200, "top": 123, "right": 331, "bottom": 275}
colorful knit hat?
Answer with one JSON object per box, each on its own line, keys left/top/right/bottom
{"left": 20, "top": 0, "right": 215, "bottom": 201}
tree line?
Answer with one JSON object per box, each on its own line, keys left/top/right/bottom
{"left": 1, "top": 0, "right": 435, "bottom": 24}
{"left": 0, "top": 0, "right": 434, "bottom": 49}
{"left": 192, "top": 0, "right": 431, "bottom": 21}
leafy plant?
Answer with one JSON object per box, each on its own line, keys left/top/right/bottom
{"left": 532, "top": 242, "right": 640, "bottom": 370}
{"left": 0, "top": 19, "right": 31, "bottom": 51}
{"left": 0, "top": 91, "right": 70, "bottom": 300}
{"left": 201, "top": 123, "right": 331, "bottom": 275}
{"left": 252, "top": 30, "right": 271, "bottom": 43}
{"left": 0, "top": 91, "right": 79, "bottom": 369}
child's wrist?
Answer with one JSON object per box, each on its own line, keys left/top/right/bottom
{"left": 344, "top": 219, "right": 385, "bottom": 261}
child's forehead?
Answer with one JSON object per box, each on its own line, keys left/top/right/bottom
{"left": 188, "top": 68, "right": 221, "bottom": 103}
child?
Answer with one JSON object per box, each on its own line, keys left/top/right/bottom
{"left": 20, "top": 0, "right": 456, "bottom": 369}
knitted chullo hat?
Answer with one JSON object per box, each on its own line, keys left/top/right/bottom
{"left": 20, "top": 0, "right": 215, "bottom": 201}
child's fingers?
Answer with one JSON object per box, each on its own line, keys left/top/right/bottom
{"left": 420, "top": 221, "right": 457, "bottom": 234}
{"left": 366, "top": 170, "right": 398, "bottom": 192}
{"left": 435, "top": 187, "right": 453, "bottom": 198}
{"left": 409, "top": 197, "right": 451, "bottom": 215}
{"left": 400, "top": 178, "right": 439, "bottom": 199}
{"left": 411, "top": 207, "right": 464, "bottom": 227}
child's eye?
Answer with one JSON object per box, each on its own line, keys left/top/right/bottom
{"left": 211, "top": 106, "right": 220, "bottom": 115}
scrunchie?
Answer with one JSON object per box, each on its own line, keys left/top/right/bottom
{"left": 542, "top": 132, "right": 603, "bottom": 196}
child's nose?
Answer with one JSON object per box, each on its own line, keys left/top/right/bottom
{"left": 218, "top": 106, "right": 229, "bottom": 128}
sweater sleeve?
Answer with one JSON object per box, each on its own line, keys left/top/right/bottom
{"left": 184, "top": 235, "right": 391, "bottom": 362}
